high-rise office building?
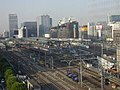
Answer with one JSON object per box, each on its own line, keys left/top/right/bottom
{"left": 22, "top": 22, "right": 37, "bottom": 37}
{"left": 41, "top": 15, "right": 52, "bottom": 29}
{"left": 9, "top": 14, "right": 18, "bottom": 37}
{"left": 36, "top": 16, "right": 41, "bottom": 37}
{"left": 37, "top": 15, "right": 52, "bottom": 37}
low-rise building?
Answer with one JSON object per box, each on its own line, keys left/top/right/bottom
{"left": 50, "top": 17, "right": 79, "bottom": 38}
{"left": 97, "top": 55, "right": 116, "bottom": 70}
{"left": 2, "top": 31, "right": 9, "bottom": 38}
{"left": 18, "top": 26, "right": 27, "bottom": 38}
{"left": 117, "top": 48, "right": 120, "bottom": 72}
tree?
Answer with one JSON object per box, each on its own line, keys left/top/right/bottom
{"left": 4, "top": 69, "right": 14, "bottom": 80}
{"left": 6, "top": 75, "right": 17, "bottom": 90}
{"left": 11, "top": 82, "right": 27, "bottom": 90}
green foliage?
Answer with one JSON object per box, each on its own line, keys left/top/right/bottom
{"left": 0, "top": 55, "right": 27, "bottom": 90}
{"left": 10, "top": 82, "right": 27, "bottom": 90}
{"left": 5, "top": 69, "right": 14, "bottom": 80}
{"left": 6, "top": 75, "right": 17, "bottom": 90}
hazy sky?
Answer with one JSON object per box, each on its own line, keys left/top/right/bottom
{"left": 0, "top": 0, "right": 120, "bottom": 33}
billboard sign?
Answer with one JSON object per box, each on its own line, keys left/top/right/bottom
{"left": 81, "top": 25, "right": 88, "bottom": 31}
{"left": 96, "top": 25, "right": 103, "bottom": 30}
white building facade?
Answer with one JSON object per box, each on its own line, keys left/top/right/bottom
{"left": 97, "top": 55, "right": 115, "bottom": 70}
{"left": 18, "top": 26, "right": 27, "bottom": 38}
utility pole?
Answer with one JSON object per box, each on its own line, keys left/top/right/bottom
{"left": 61, "top": 51, "right": 96, "bottom": 89}
{"left": 61, "top": 59, "right": 73, "bottom": 72}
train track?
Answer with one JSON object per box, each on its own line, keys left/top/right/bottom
{"left": 2, "top": 48, "right": 119, "bottom": 89}
{"left": 39, "top": 72, "right": 67, "bottom": 90}
{"left": 15, "top": 49, "right": 83, "bottom": 90}
{"left": 1, "top": 49, "right": 79, "bottom": 90}
{"left": 25, "top": 48, "right": 102, "bottom": 89}
{"left": 0, "top": 50, "right": 57, "bottom": 89}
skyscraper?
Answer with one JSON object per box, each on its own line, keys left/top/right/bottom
{"left": 36, "top": 16, "right": 41, "bottom": 37}
{"left": 9, "top": 14, "right": 18, "bottom": 38}
{"left": 22, "top": 22, "right": 37, "bottom": 37}
{"left": 37, "top": 15, "right": 52, "bottom": 37}
{"left": 41, "top": 15, "right": 52, "bottom": 29}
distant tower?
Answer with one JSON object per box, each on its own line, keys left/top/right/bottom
{"left": 36, "top": 16, "right": 41, "bottom": 37}
{"left": 37, "top": 15, "right": 52, "bottom": 37}
{"left": 21, "top": 22, "right": 37, "bottom": 37}
{"left": 9, "top": 14, "right": 18, "bottom": 38}
{"left": 41, "top": 15, "right": 52, "bottom": 36}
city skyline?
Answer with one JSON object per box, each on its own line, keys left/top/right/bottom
{"left": 0, "top": 0, "right": 120, "bottom": 33}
